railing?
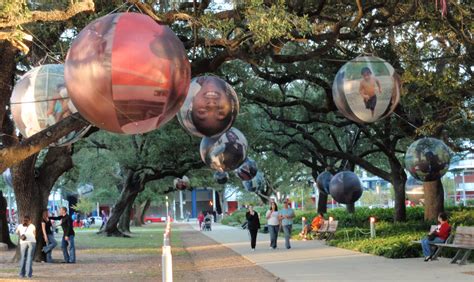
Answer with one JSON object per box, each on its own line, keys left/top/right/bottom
{"left": 162, "top": 216, "right": 173, "bottom": 282}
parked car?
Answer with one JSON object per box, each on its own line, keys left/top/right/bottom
{"left": 143, "top": 215, "right": 173, "bottom": 224}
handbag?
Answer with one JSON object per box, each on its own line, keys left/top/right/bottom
{"left": 20, "top": 225, "right": 28, "bottom": 241}
{"left": 241, "top": 221, "right": 248, "bottom": 230}
{"left": 427, "top": 232, "right": 436, "bottom": 241}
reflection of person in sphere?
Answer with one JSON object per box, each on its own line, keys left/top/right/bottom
{"left": 191, "top": 77, "right": 233, "bottom": 136}
{"left": 359, "top": 67, "right": 382, "bottom": 117}
{"left": 222, "top": 131, "right": 244, "bottom": 169}
{"left": 238, "top": 162, "right": 257, "bottom": 181}
{"left": 46, "top": 84, "right": 75, "bottom": 126}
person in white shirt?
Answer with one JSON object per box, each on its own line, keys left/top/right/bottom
{"left": 16, "top": 215, "right": 36, "bottom": 278}
{"left": 265, "top": 200, "right": 280, "bottom": 249}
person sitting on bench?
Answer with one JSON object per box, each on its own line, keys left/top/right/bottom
{"left": 421, "top": 212, "right": 451, "bottom": 262}
{"left": 300, "top": 213, "right": 324, "bottom": 240}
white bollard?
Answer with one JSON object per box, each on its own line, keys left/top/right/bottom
{"left": 162, "top": 229, "right": 173, "bottom": 282}
{"left": 370, "top": 217, "right": 376, "bottom": 239}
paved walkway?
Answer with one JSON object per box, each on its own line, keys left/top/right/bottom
{"left": 188, "top": 222, "right": 474, "bottom": 281}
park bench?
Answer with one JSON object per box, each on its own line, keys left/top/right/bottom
{"left": 313, "top": 220, "right": 338, "bottom": 241}
{"left": 412, "top": 225, "right": 454, "bottom": 261}
{"left": 433, "top": 226, "right": 474, "bottom": 265}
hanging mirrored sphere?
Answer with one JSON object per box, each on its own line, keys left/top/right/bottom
{"left": 65, "top": 13, "right": 190, "bottom": 134}
{"left": 2, "top": 168, "right": 12, "bottom": 188}
{"left": 316, "top": 171, "right": 333, "bottom": 195}
{"left": 332, "top": 56, "right": 401, "bottom": 123}
{"left": 10, "top": 64, "right": 91, "bottom": 146}
{"left": 178, "top": 76, "right": 239, "bottom": 138}
{"left": 235, "top": 158, "right": 258, "bottom": 181}
{"left": 404, "top": 137, "right": 451, "bottom": 182}
{"left": 214, "top": 171, "right": 229, "bottom": 184}
{"left": 200, "top": 127, "right": 248, "bottom": 172}
{"left": 173, "top": 176, "right": 190, "bottom": 190}
{"left": 329, "top": 171, "right": 363, "bottom": 204}
{"left": 242, "top": 171, "right": 265, "bottom": 192}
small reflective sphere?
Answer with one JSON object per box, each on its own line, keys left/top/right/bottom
{"left": 242, "top": 171, "right": 265, "bottom": 192}
{"left": 214, "top": 171, "right": 229, "bottom": 184}
{"left": 65, "top": 13, "right": 190, "bottom": 134}
{"left": 404, "top": 138, "right": 451, "bottom": 182}
{"left": 316, "top": 171, "right": 333, "bottom": 195}
{"left": 329, "top": 171, "right": 363, "bottom": 204}
{"left": 10, "top": 64, "right": 90, "bottom": 146}
{"left": 235, "top": 158, "right": 258, "bottom": 181}
{"left": 332, "top": 56, "right": 401, "bottom": 123}
{"left": 200, "top": 127, "right": 248, "bottom": 172}
{"left": 178, "top": 76, "right": 239, "bottom": 138}
{"left": 173, "top": 176, "right": 190, "bottom": 190}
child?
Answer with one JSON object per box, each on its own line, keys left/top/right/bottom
{"left": 359, "top": 67, "right": 382, "bottom": 117}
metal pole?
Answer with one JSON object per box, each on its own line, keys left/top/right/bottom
{"left": 165, "top": 196, "right": 169, "bottom": 220}
{"left": 212, "top": 189, "right": 216, "bottom": 212}
{"left": 370, "top": 217, "right": 376, "bottom": 239}
{"left": 179, "top": 191, "right": 184, "bottom": 220}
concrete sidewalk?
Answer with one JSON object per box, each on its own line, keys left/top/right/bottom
{"left": 190, "top": 222, "right": 474, "bottom": 281}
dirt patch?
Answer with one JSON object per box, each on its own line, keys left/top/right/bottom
{"left": 175, "top": 224, "right": 280, "bottom": 281}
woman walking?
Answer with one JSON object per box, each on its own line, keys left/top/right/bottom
{"left": 246, "top": 205, "right": 261, "bottom": 251}
{"left": 265, "top": 201, "right": 279, "bottom": 250}
{"left": 16, "top": 215, "right": 36, "bottom": 278}
{"left": 41, "top": 210, "right": 57, "bottom": 262}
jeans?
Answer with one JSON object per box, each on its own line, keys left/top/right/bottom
{"left": 62, "top": 235, "right": 76, "bottom": 263}
{"left": 249, "top": 229, "right": 258, "bottom": 249}
{"left": 43, "top": 233, "right": 57, "bottom": 262}
{"left": 421, "top": 236, "right": 445, "bottom": 257}
{"left": 268, "top": 225, "right": 279, "bottom": 249}
{"left": 19, "top": 242, "right": 36, "bottom": 278}
{"left": 283, "top": 224, "right": 292, "bottom": 249}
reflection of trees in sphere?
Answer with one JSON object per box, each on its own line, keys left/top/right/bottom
{"left": 405, "top": 176, "right": 424, "bottom": 204}
{"left": 329, "top": 171, "right": 363, "bottom": 204}
{"left": 404, "top": 138, "right": 451, "bottom": 182}
{"left": 235, "top": 158, "right": 258, "bottom": 181}
{"left": 214, "top": 171, "right": 229, "bottom": 184}
{"left": 65, "top": 13, "right": 190, "bottom": 134}
{"left": 200, "top": 127, "right": 248, "bottom": 171}
{"left": 242, "top": 171, "right": 265, "bottom": 192}
{"left": 178, "top": 76, "right": 239, "bottom": 138}
{"left": 173, "top": 176, "right": 190, "bottom": 190}
{"left": 10, "top": 64, "right": 90, "bottom": 147}
{"left": 332, "top": 56, "right": 401, "bottom": 123}
{"left": 316, "top": 171, "right": 333, "bottom": 195}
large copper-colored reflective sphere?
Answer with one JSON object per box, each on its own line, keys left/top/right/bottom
{"left": 65, "top": 13, "right": 190, "bottom": 134}
{"left": 173, "top": 176, "right": 190, "bottom": 190}
{"left": 242, "top": 171, "right": 265, "bottom": 192}
{"left": 235, "top": 158, "right": 258, "bottom": 181}
{"left": 200, "top": 127, "right": 248, "bottom": 172}
{"left": 178, "top": 76, "right": 239, "bottom": 138}
{"left": 10, "top": 64, "right": 90, "bottom": 146}
{"left": 329, "top": 171, "right": 363, "bottom": 204}
{"left": 2, "top": 168, "right": 12, "bottom": 188}
{"left": 316, "top": 171, "right": 333, "bottom": 195}
{"left": 404, "top": 138, "right": 451, "bottom": 182}
{"left": 332, "top": 56, "right": 401, "bottom": 123}
{"left": 214, "top": 171, "right": 229, "bottom": 184}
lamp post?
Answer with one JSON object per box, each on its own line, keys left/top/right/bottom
{"left": 165, "top": 195, "right": 169, "bottom": 222}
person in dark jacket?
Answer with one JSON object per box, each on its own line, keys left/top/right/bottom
{"left": 245, "top": 205, "right": 261, "bottom": 251}
{"left": 50, "top": 207, "right": 75, "bottom": 263}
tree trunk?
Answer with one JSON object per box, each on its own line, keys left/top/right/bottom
{"left": 317, "top": 193, "right": 328, "bottom": 214}
{"left": 12, "top": 147, "right": 74, "bottom": 261}
{"left": 346, "top": 203, "right": 355, "bottom": 213}
{"left": 100, "top": 170, "right": 143, "bottom": 237}
{"left": 0, "top": 192, "right": 15, "bottom": 248}
{"left": 390, "top": 160, "right": 407, "bottom": 222}
{"left": 118, "top": 201, "right": 133, "bottom": 233}
{"left": 423, "top": 179, "right": 444, "bottom": 221}
{"left": 135, "top": 199, "right": 151, "bottom": 226}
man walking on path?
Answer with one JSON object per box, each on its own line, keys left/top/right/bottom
{"left": 50, "top": 207, "right": 76, "bottom": 263}
{"left": 279, "top": 199, "right": 295, "bottom": 249}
